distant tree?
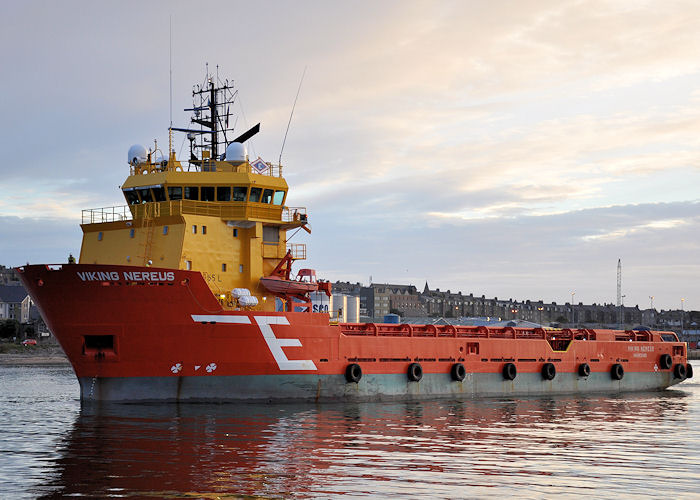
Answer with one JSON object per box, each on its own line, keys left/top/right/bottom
{"left": 0, "top": 320, "right": 20, "bottom": 339}
{"left": 389, "top": 308, "right": 402, "bottom": 316}
{"left": 24, "top": 325, "right": 35, "bottom": 337}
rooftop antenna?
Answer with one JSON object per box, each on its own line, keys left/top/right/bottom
{"left": 279, "top": 66, "right": 307, "bottom": 166}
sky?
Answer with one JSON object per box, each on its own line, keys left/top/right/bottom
{"left": 1, "top": 0, "right": 699, "bottom": 311}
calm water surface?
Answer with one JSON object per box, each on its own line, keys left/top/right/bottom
{"left": 1, "top": 363, "right": 699, "bottom": 498}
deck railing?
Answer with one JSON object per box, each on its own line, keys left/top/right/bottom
{"left": 338, "top": 324, "right": 617, "bottom": 341}
{"left": 82, "top": 200, "right": 306, "bottom": 225}
{"left": 81, "top": 206, "right": 133, "bottom": 224}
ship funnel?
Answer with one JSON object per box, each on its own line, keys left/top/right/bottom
{"left": 127, "top": 144, "right": 147, "bottom": 165}
{"left": 225, "top": 142, "right": 247, "bottom": 165}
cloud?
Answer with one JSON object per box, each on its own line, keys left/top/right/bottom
{"left": 0, "top": 216, "right": 81, "bottom": 267}
{"left": 2, "top": 1, "right": 700, "bottom": 312}
{"left": 312, "top": 200, "right": 700, "bottom": 310}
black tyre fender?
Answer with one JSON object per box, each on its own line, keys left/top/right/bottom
{"left": 686, "top": 363, "right": 693, "bottom": 379}
{"left": 611, "top": 363, "right": 624, "bottom": 380}
{"left": 541, "top": 362, "right": 556, "bottom": 381}
{"left": 578, "top": 363, "right": 591, "bottom": 377}
{"left": 502, "top": 362, "right": 517, "bottom": 381}
{"left": 345, "top": 363, "right": 362, "bottom": 383}
{"left": 659, "top": 354, "right": 672, "bottom": 370}
{"left": 674, "top": 363, "right": 687, "bottom": 379}
{"left": 451, "top": 362, "right": 466, "bottom": 381}
{"left": 407, "top": 362, "right": 423, "bottom": 382}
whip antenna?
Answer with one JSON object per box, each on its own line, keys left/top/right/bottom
{"left": 279, "top": 66, "right": 307, "bottom": 166}
{"left": 168, "top": 15, "right": 173, "bottom": 153}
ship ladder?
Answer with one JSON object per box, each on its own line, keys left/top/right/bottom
{"left": 141, "top": 204, "right": 157, "bottom": 266}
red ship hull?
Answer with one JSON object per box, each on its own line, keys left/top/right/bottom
{"left": 18, "top": 264, "right": 691, "bottom": 402}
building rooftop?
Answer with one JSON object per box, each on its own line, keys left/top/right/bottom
{"left": 0, "top": 285, "right": 28, "bottom": 304}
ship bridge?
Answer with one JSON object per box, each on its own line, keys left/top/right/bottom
{"left": 78, "top": 75, "right": 311, "bottom": 311}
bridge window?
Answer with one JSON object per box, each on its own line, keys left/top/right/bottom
{"left": 233, "top": 228, "right": 238, "bottom": 237}
{"left": 137, "top": 188, "right": 153, "bottom": 203}
{"left": 98, "top": 232, "right": 103, "bottom": 241}
{"left": 152, "top": 187, "right": 166, "bottom": 202}
{"left": 233, "top": 186, "right": 247, "bottom": 201}
{"left": 273, "top": 190, "right": 285, "bottom": 205}
{"left": 163, "top": 226, "right": 169, "bottom": 235}
{"left": 222, "top": 263, "right": 227, "bottom": 272}
{"left": 201, "top": 187, "right": 215, "bottom": 201}
{"left": 249, "top": 187, "right": 262, "bottom": 202}
{"left": 184, "top": 186, "right": 199, "bottom": 200}
{"left": 168, "top": 186, "right": 183, "bottom": 200}
{"left": 261, "top": 189, "right": 273, "bottom": 204}
{"left": 123, "top": 190, "right": 140, "bottom": 205}
{"left": 217, "top": 186, "right": 231, "bottom": 201}
{"left": 192, "top": 225, "right": 197, "bottom": 234}
{"left": 129, "top": 229, "right": 135, "bottom": 238}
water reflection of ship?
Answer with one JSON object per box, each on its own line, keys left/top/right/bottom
{"left": 37, "top": 391, "right": 691, "bottom": 498}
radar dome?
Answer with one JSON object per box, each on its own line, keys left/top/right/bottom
{"left": 127, "top": 144, "right": 147, "bottom": 165}
{"left": 225, "top": 142, "right": 247, "bottom": 165}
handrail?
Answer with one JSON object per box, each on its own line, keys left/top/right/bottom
{"left": 81, "top": 200, "right": 306, "bottom": 225}
{"left": 81, "top": 206, "right": 133, "bottom": 224}
{"left": 338, "top": 323, "right": 658, "bottom": 342}
{"left": 129, "top": 160, "right": 284, "bottom": 177}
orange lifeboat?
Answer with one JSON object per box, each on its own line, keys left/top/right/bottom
{"left": 260, "top": 269, "right": 319, "bottom": 295}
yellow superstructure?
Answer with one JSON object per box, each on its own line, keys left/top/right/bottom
{"left": 79, "top": 151, "right": 309, "bottom": 312}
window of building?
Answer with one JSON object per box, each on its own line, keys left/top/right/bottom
{"left": 192, "top": 225, "right": 197, "bottom": 234}
{"left": 123, "top": 190, "right": 140, "bottom": 205}
{"left": 184, "top": 186, "right": 199, "bottom": 200}
{"left": 233, "top": 186, "right": 248, "bottom": 201}
{"left": 137, "top": 188, "right": 153, "bottom": 203}
{"left": 217, "top": 186, "right": 231, "bottom": 201}
{"left": 201, "top": 186, "right": 216, "bottom": 201}
{"left": 168, "top": 186, "right": 183, "bottom": 200}
{"left": 249, "top": 187, "right": 262, "bottom": 202}
{"left": 272, "top": 190, "right": 285, "bottom": 205}
{"left": 261, "top": 189, "right": 273, "bottom": 204}
{"left": 152, "top": 186, "right": 166, "bottom": 202}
